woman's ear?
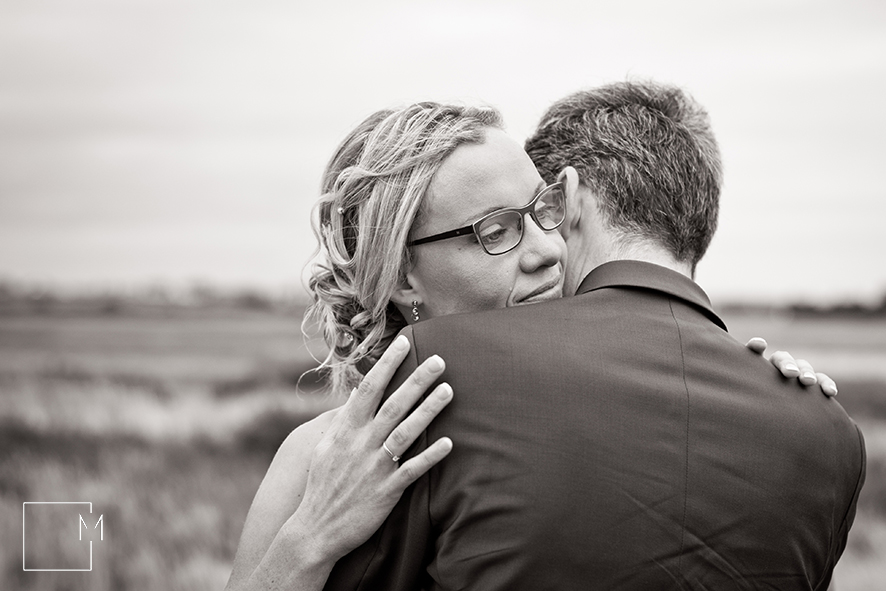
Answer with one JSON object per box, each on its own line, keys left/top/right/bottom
{"left": 390, "top": 271, "right": 424, "bottom": 324}
{"left": 556, "top": 166, "right": 582, "bottom": 237}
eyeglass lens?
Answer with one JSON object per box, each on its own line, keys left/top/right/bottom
{"left": 477, "top": 185, "right": 566, "bottom": 254}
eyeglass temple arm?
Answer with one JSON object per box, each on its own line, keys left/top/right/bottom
{"left": 408, "top": 225, "right": 475, "bottom": 246}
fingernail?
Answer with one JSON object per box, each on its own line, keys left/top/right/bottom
{"left": 437, "top": 382, "right": 453, "bottom": 399}
{"left": 393, "top": 335, "right": 408, "bottom": 351}
{"left": 827, "top": 386, "right": 838, "bottom": 396}
{"left": 785, "top": 364, "right": 798, "bottom": 373}
{"left": 427, "top": 355, "right": 444, "bottom": 371}
{"left": 802, "top": 371, "right": 816, "bottom": 382}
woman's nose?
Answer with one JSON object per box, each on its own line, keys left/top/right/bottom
{"left": 518, "top": 213, "right": 564, "bottom": 271}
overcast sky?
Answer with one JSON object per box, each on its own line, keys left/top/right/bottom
{"left": 1, "top": 0, "right": 884, "bottom": 304}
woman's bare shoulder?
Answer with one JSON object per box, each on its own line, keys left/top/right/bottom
{"left": 262, "top": 405, "right": 342, "bottom": 500}
{"left": 272, "top": 406, "right": 340, "bottom": 471}
{"left": 226, "top": 405, "right": 342, "bottom": 589}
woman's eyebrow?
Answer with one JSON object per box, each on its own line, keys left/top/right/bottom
{"left": 483, "top": 180, "right": 547, "bottom": 215}
{"left": 455, "top": 180, "right": 549, "bottom": 227}
{"left": 451, "top": 204, "right": 502, "bottom": 228}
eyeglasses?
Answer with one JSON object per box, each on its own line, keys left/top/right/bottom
{"left": 408, "top": 182, "right": 566, "bottom": 256}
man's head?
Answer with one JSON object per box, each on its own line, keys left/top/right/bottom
{"left": 525, "top": 81, "right": 722, "bottom": 291}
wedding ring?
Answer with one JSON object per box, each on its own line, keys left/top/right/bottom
{"left": 382, "top": 441, "right": 400, "bottom": 463}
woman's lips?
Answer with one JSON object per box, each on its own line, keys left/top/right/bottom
{"left": 513, "top": 276, "right": 564, "bottom": 305}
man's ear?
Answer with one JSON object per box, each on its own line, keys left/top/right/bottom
{"left": 390, "top": 271, "right": 423, "bottom": 324}
{"left": 556, "top": 166, "right": 582, "bottom": 237}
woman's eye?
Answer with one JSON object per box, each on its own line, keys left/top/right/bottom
{"left": 536, "top": 201, "right": 559, "bottom": 219}
{"left": 536, "top": 204, "right": 554, "bottom": 219}
{"left": 538, "top": 202, "right": 565, "bottom": 225}
{"left": 479, "top": 225, "right": 508, "bottom": 245}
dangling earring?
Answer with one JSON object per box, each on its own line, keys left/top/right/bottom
{"left": 411, "top": 300, "right": 420, "bottom": 322}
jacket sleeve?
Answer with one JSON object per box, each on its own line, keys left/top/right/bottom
{"left": 816, "top": 421, "right": 866, "bottom": 591}
{"left": 323, "top": 325, "right": 436, "bottom": 591}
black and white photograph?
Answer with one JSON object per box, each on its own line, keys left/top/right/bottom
{"left": 1, "top": 1, "right": 884, "bottom": 589}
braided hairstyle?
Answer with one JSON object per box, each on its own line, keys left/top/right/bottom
{"left": 305, "top": 102, "right": 503, "bottom": 395}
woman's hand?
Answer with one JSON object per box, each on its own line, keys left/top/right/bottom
{"left": 232, "top": 335, "right": 453, "bottom": 591}
{"left": 289, "top": 334, "right": 453, "bottom": 564}
{"left": 745, "top": 337, "right": 838, "bottom": 396}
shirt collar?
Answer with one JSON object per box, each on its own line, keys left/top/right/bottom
{"left": 575, "top": 260, "right": 727, "bottom": 331}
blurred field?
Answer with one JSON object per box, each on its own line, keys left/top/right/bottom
{"left": 0, "top": 303, "right": 337, "bottom": 591}
{"left": 1, "top": 303, "right": 884, "bottom": 590}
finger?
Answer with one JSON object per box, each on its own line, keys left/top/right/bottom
{"left": 393, "top": 436, "right": 454, "bottom": 488}
{"left": 384, "top": 383, "right": 453, "bottom": 457}
{"left": 346, "top": 334, "right": 411, "bottom": 421}
{"left": 795, "top": 359, "right": 818, "bottom": 386}
{"left": 817, "top": 372, "right": 838, "bottom": 397}
{"left": 374, "top": 355, "right": 446, "bottom": 433}
{"left": 745, "top": 337, "right": 768, "bottom": 355}
{"left": 769, "top": 350, "right": 800, "bottom": 378}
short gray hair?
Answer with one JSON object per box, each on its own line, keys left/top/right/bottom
{"left": 525, "top": 81, "right": 722, "bottom": 269}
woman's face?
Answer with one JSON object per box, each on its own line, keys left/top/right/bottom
{"left": 404, "top": 128, "right": 567, "bottom": 319}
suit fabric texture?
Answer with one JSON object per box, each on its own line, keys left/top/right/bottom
{"left": 324, "top": 260, "right": 866, "bottom": 591}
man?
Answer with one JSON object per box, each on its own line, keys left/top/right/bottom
{"left": 324, "top": 82, "right": 866, "bottom": 590}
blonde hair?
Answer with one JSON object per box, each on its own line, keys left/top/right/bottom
{"left": 305, "top": 102, "right": 503, "bottom": 394}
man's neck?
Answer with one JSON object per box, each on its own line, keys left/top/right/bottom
{"left": 563, "top": 196, "right": 695, "bottom": 293}
{"left": 610, "top": 245, "right": 693, "bottom": 278}
{"left": 588, "top": 242, "right": 693, "bottom": 281}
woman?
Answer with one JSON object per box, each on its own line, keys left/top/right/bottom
{"left": 225, "top": 103, "right": 832, "bottom": 590}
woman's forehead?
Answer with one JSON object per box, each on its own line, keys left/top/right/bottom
{"left": 422, "top": 129, "right": 543, "bottom": 231}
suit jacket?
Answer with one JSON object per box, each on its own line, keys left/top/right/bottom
{"left": 325, "top": 261, "right": 866, "bottom": 590}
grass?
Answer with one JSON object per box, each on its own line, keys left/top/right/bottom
{"left": 0, "top": 306, "right": 337, "bottom": 590}
{"left": 0, "top": 382, "right": 333, "bottom": 591}
{"left": 1, "top": 306, "right": 884, "bottom": 589}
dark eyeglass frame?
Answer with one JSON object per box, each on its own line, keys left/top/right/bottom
{"left": 407, "top": 182, "right": 566, "bottom": 256}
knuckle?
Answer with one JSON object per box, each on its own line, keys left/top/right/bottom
{"left": 770, "top": 352, "right": 788, "bottom": 365}
{"left": 378, "top": 398, "right": 402, "bottom": 421}
{"left": 356, "top": 376, "right": 377, "bottom": 397}
{"left": 419, "top": 400, "right": 437, "bottom": 420}
{"left": 407, "top": 367, "right": 431, "bottom": 388}
{"left": 389, "top": 426, "right": 411, "bottom": 448}
{"left": 398, "top": 462, "right": 418, "bottom": 482}
{"left": 421, "top": 397, "right": 445, "bottom": 421}
{"left": 373, "top": 355, "right": 395, "bottom": 376}
{"left": 328, "top": 426, "right": 350, "bottom": 447}
{"left": 341, "top": 405, "right": 363, "bottom": 429}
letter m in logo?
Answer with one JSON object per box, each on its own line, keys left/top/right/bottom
{"left": 79, "top": 513, "right": 104, "bottom": 541}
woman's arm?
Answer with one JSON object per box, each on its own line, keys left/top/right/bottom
{"left": 224, "top": 409, "right": 334, "bottom": 591}
{"left": 225, "top": 335, "right": 453, "bottom": 591}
